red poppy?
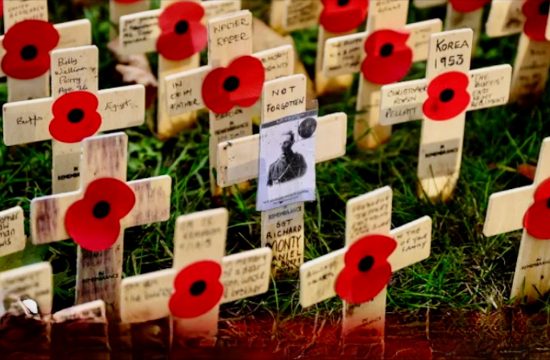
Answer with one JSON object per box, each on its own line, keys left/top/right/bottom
{"left": 361, "top": 29, "right": 413, "bottom": 85}
{"left": 156, "top": 1, "right": 207, "bottom": 61}
{"left": 335, "top": 234, "right": 397, "bottom": 304}
{"left": 169, "top": 260, "right": 224, "bottom": 318}
{"left": 523, "top": 178, "right": 550, "bottom": 239}
{"left": 114, "top": 0, "right": 142, "bottom": 3}
{"left": 201, "top": 55, "right": 265, "bottom": 114}
{"left": 1, "top": 20, "right": 59, "bottom": 80}
{"left": 449, "top": 0, "right": 490, "bottom": 13}
{"left": 65, "top": 178, "right": 136, "bottom": 252}
{"left": 522, "top": 0, "right": 550, "bottom": 41}
{"left": 320, "top": 0, "right": 369, "bottom": 33}
{"left": 49, "top": 91, "right": 102, "bottom": 143}
{"left": 422, "top": 71, "right": 471, "bottom": 121}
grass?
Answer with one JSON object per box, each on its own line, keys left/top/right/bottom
{"left": 0, "top": 0, "right": 549, "bottom": 323}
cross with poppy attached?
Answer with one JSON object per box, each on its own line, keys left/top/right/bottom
{"left": 484, "top": 137, "right": 550, "bottom": 303}
{"left": 486, "top": 0, "right": 550, "bottom": 104}
{"left": 299, "top": 187, "right": 432, "bottom": 344}
{"left": 379, "top": 29, "right": 512, "bottom": 201}
{"left": 29, "top": 132, "right": 172, "bottom": 320}
{"left": 3, "top": 45, "right": 146, "bottom": 194}
{"left": 269, "top": 0, "right": 321, "bottom": 34}
{"left": 0, "top": 0, "right": 92, "bottom": 102}
{"left": 120, "top": 208, "right": 273, "bottom": 345}
{"left": 321, "top": 0, "right": 442, "bottom": 150}
{"left": 117, "top": 0, "right": 241, "bottom": 139}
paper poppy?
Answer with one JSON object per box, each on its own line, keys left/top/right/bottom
{"left": 156, "top": 1, "right": 207, "bottom": 61}
{"left": 422, "top": 71, "right": 471, "bottom": 121}
{"left": 361, "top": 29, "right": 413, "bottom": 85}
{"left": 49, "top": 91, "right": 102, "bottom": 143}
{"left": 1, "top": 19, "right": 59, "bottom": 80}
{"left": 335, "top": 234, "right": 397, "bottom": 304}
{"left": 320, "top": 0, "right": 369, "bottom": 33}
{"left": 201, "top": 55, "right": 265, "bottom": 114}
{"left": 169, "top": 260, "right": 224, "bottom": 319}
{"left": 449, "top": 0, "right": 490, "bottom": 13}
{"left": 523, "top": 178, "right": 550, "bottom": 239}
{"left": 522, "top": 0, "right": 550, "bottom": 41}
{"left": 65, "top": 178, "right": 136, "bottom": 252}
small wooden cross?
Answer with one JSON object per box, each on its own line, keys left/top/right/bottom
{"left": 269, "top": 0, "right": 321, "bottom": 34}
{"left": 486, "top": 0, "right": 550, "bottom": 104}
{"left": 0, "top": 206, "right": 26, "bottom": 258}
{"left": 299, "top": 186, "right": 432, "bottom": 345}
{"left": 484, "top": 137, "right": 550, "bottom": 302}
{"left": 379, "top": 29, "right": 512, "bottom": 201}
{"left": 118, "top": 0, "right": 241, "bottom": 138}
{"left": 0, "top": 0, "right": 91, "bottom": 101}
{"left": 120, "top": 208, "right": 273, "bottom": 345}
{"left": 30, "top": 132, "right": 172, "bottom": 320}
{"left": 109, "top": 0, "right": 150, "bottom": 39}
{"left": 321, "top": 0, "right": 442, "bottom": 149}
{"left": 3, "top": 45, "right": 146, "bottom": 194}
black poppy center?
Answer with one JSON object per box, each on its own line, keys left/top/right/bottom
{"left": 440, "top": 89, "right": 455, "bottom": 103}
{"left": 175, "top": 20, "right": 189, "bottom": 35}
{"left": 190, "top": 280, "right": 206, "bottom": 296}
{"left": 358, "top": 255, "right": 374, "bottom": 272}
{"left": 337, "top": 0, "right": 350, "bottom": 6}
{"left": 540, "top": 0, "right": 550, "bottom": 16}
{"left": 380, "top": 43, "right": 394, "bottom": 58}
{"left": 546, "top": 198, "right": 550, "bottom": 209}
{"left": 223, "top": 76, "right": 240, "bottom": 92}
{"left": 20, "top": 45, "right": 38, "bottom": 61}
{"left": 68, "top": 108, "right": 85, "bottom": 124}
{"left": 93, "top": 201, "right": 111, "bottom": 219}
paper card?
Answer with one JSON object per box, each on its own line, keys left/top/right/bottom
{"left": 118, "top": 9, "right": 161, "bottom": 55}
{"left": 172, "top": 208, "right": 228, "bottom": 269}
{"left": 4, "top": 0, "right": 48, "bottom": 30}
{"left": 221, "top": 247, "right": 272, "bottom": 303}
{"left": 256, "top": 109, "right": 317, "bottom": 211}
{"left": 427, "top": 28, "right": 472, "bottom": 78}
{"left": 0, "top": 262, "right": 52, "bottom": 316}
{"left": 345, "top": 187, "right": 392, "bottom": 246}
{"left": 165, "top": 66, "right": 210, "bottom": 117}
{"left": 483, "top": 186, "right": 534, "bottom": 237}
{"left": 282, "top": 0, "right": 320, "bottom": 32}
{"left": 299, "top": 249, "right": 345, "bottom": 308}
{"left": 52, "top": 300, "right": 106, "bottom": 323}
{"left": 469, "top": 65, "right": 512, "bottom": 110}
{"left": 417, "top": 138, "right": 461, "bottom": 179}
{"left": 261, "top": 202, "right": 304, "bottom": 270}
{"left": 413, "top": 0, "right": 446, "bottom": 9}
{"left": 120, "top": 268, "right": 174, "bottom": 324}
{"left": 511, "top": 36, "right": 550, "bottom": 103}
{"left": 0, "top": 206, "right": 25, "bottom": 257}
{"left": 255, "top": 45, "right": 295, "bottom": 81}
{"left": 202, "top": 0, "right": 242, "bottom": 19}
{"left": 379, "top": 79, "right": 427, "bottom": 126}
{"left": 51, "top": 46, "right": 98, "bottom": 96}
{"left": 389, "top": 216, "right": 432, "bottom": 272}
{"left": 261, "top": 74, "right": 307, "bottom": 123}
{"left": 486, "top": 0, "right": 524, "bottom": 37}
{"left": 207, "top": 10, "right": 253, "bottom": 67}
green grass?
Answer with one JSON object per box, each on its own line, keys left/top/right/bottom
{"left": 0, "top": 1, "right": 549, "bottom": 321}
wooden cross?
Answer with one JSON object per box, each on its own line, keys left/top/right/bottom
{"left": 299, "top": 186, "right": 432, "bottom": 343}
{"left": 0, "top": 206, "right": 25, "bottom": 258}
{"left": 0, "top": 0, "right": 91, "bottom": 101}
{"left": 269, "top": 0, "right": 321, "bottom": 34}
{"left": 118, "top": 0, "right": 241, "bottom": 139}
{"left": 109, "top": 0, "right": 150, "bottom": 39}
{"left": 30, "top": 132, "right": 172, "bottom": 320}
{"left": 3, "top": 45, "right": 145, "bottom": 194}
{"left": 120, "top": 208, "right": 273, "bottom": 345}
{"left": 379, "top": 29, "right": 512, "bottom": 201}
{"left": 484, "top": 137, "right": 550, "bottom": 302}
{"left": 486, "top": 0, "right": 550, "bottom": 104}
{"left": 321, "top": 0, "right": 442, "bottom": 150}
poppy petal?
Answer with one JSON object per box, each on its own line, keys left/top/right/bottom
{"left": 156, "top": 21, "right": 207, "bottom": 61}
{"left": 449, "top": 0, "right": 490, "bottom": 13}
{"left": 49, "top": 91, "right": 102, "bottom": 143}
{"left": 226, "top": 56, "right": 265, "bottom": 108}
{"left": 202, "top": 67, "right": 235, "bottom": 114}
{"left": 524, "top": 178, "right": 550, "bottom": 239}
{"left": 522, "top": 0, "right": 550, "bottom": 41}
{"left": 335, "top": 262, "right": 392, "bottom": 304}
{"left": 320, "top": 0, "right": 368, "bottom": 33}
{"left": 158, "top": 1, "right": 205, "bottom": 32}
{"left": 423, "top": 71, "right": 471, "bottom": 121}
{"left": 85, "top": 178, "right": 136, "bottom": 218}
{"left": 346, "top": 234, "right": 397, "bottom": 267}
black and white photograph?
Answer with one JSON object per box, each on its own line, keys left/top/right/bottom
{"left": 256, "top": 109, "right": 317, "bottom": 211}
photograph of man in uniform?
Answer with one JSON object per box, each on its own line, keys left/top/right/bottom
{"left": 267, "top": 131, "right": 307, "bottom": 186}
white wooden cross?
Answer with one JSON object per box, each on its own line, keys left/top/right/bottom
{"left": 321, "top": 0, "right": 442, "bottom": 150}
{"left": 30, "top": 132, "right": 172, "bottom": 320}
{"left": 3, "top": 45, "right": 145, "bottom": 194}
{"left": 486, "top": 0, "right": 550, "bottom": 104}
{"left": 0, "top": 0, "right": 91, "bottom": 101}
{"left": 216, "top": 74, "right": 347, "bottom": 273}
{"left": 379, "top": 29, "right": 512, "bottom": 201}
{"left": 0, "top": 206, "right": 26, "bottom": 258}
{"left": 120, "top": 208, "right": 273, "bottom": 345}
{"left": 269, "top": 0, "right": 321, "bottom": 34}
{"left": 110, "top": 0, "right": 150, "bottom": 39}
{"left": 118, "top": 0, "right": 241, "bottom": 139}
{"left": 300, "top": 186, "right": 432, "bottom": 341}
{"left": 484, "top": 137, "right": 550, "bottom": 302}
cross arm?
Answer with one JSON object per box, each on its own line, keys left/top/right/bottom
{"left": 122, "top": 175, "right": 172, "bottom": 228}
{"left": 486, "top": 0, "right": 524, "bottom": 38}
{"left": 483, "top": 185, "right": 534, "bottom": 237}
{"left": 389, "top": 216, "right": 432, "bottom": 272}
{"left": 99, "top": 84, "right": 146, "bottom": 132}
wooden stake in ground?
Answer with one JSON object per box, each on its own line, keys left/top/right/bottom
{"left": 118, "top": 0, "right": 241, "bottom": 138}
{"left": 322, "top": 0, "right": 441, "bottom": 149}
{"left": 269, "top": 0, "right": 320, "bottom": 34}
{"left": 486, "top": 0, "right": 550, "bottom": 104}
{"left": 120, "top": 208, "right": 273, "bottom": 345}
{"left": 379, "top": 29, "right": 512, "bottom": 201}
{"left": 300, "top": 187, "right": 432, "bottom": 348}
{"left": 0, "top": 0, "right": 91, "bottom": 102}
{"left": 484, "top": 137, "right": 550, "bottom": 303}
{"left": 30, "top": 132, "right": 171, "bottom": 320}
{"left": 0, "top": 206, "right": 26, "bottom": 258}
{"left": 3, "top": 45, "right": 145, "bottom": 194}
